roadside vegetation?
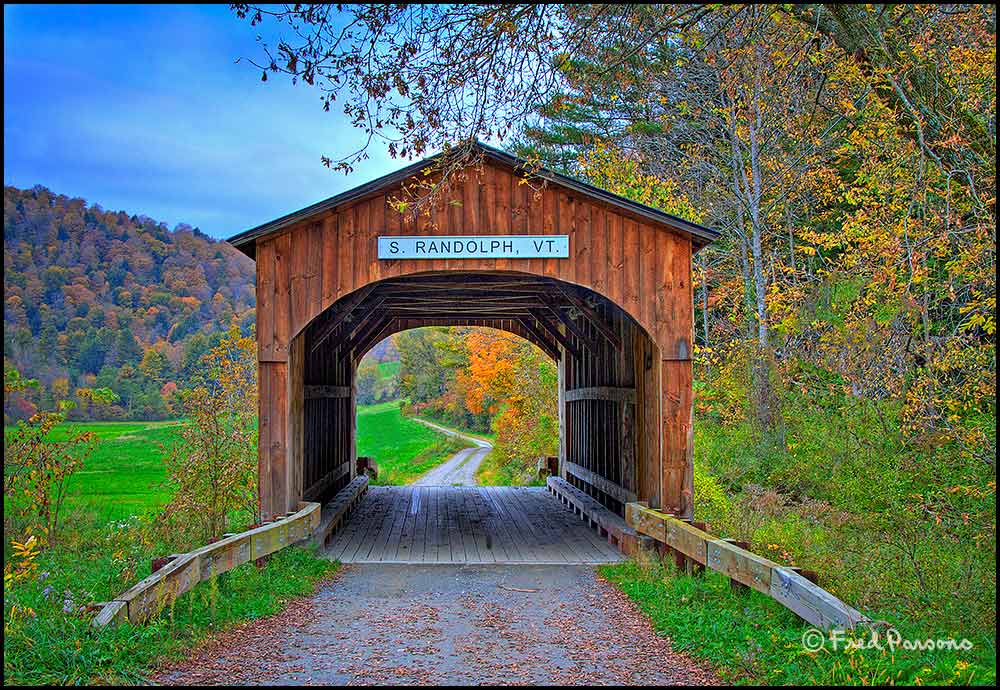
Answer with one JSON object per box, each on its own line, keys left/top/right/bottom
{"left": 475, "top": 450, "right": 542, "bottom": 487}
{"left": 3, "top": 327, "right": 337, "bottom": 686}
{"left": 600, "top": 561, "right": 995, "bottom": 686}
{"left": 356, "top": 399, "right": 472, "bottom": 485}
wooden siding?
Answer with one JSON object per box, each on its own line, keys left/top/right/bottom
{"left": 255, "top": 161, "right": 693, "bottom": 364}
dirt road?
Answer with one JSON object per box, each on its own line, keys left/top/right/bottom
{"left": 154, "top": 563, "right": 719, "bottom": 686}
{"left": 412, "top": 419, "right": 492, "bottom": 486}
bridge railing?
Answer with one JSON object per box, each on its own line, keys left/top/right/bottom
{"left": 92, "top": 501, "right": 322, "bottom": 627}
{"left": 625, "top": 502, "right": 869, "bottom": 630}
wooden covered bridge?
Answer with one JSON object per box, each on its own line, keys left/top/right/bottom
{"left": 227, "top": 142, "right": 718, "bottom": 563}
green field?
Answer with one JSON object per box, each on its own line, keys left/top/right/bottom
{"left": 6, "top": 401, "right": 460, "bottom": 523}
{"left": 51, "top": 421, "right": 182, "bottom": 519}
{"left": 376, "top": 360, "right": 400, "bottom": 379}
{"left": 357, "top": 400, "right": 471, "bottom": 485}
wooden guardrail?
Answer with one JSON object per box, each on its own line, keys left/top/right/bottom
{"left": 311, "top": 476, "right": 369, "bottom": 548}
{"left": 625, "top": 502, "right": 869, "bottom": 630}
{"left": 92, "top": 501, "right": 321, "bottom": 627}
{"left": 548, "top": 476, "right": 638, "bottom": 554}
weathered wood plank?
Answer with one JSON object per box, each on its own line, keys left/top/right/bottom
{"left": 771, "top": 566, "right": 869, "bottom": 630}
{"left": 94, "top": 503, "right": 321, "bottom": 628}
{"left": 565, "top": 387, "right": 636, "bottom": 403}
{"left": 564, "top": 461, "right": 638, "bottom": 504}
{"left": 625, "top": 502, "right": 868, "bottom": 630}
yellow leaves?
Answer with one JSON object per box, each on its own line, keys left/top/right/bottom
{"left": 577, "top": 143, "right": 702, "bottom": 223}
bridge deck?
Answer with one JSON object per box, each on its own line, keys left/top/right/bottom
{"left": 323, "top": 486, "right": 624, "bottom": 565}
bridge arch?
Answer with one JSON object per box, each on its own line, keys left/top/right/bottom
{"left": 228, "top": 143, "right": 718, "bottom": 527}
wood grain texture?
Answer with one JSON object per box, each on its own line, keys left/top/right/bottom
{"left": 626, "top": 502, "right": 869, "bottom": 630}
{"left": 325, "top": 486, "right": 625, "bottom": 564}
{"left": 94, "top": 503, "right": 320, "bottom": 627}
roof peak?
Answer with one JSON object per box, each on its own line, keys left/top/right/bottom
{"left": 227, "top": 142, "right": 718, "bottom": 258}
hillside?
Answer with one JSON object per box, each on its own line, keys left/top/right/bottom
{"left": 3, "top": 184, "right": 256, "bottom": 420}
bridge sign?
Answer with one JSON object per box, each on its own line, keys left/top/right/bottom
{"left": 378, "top": 235, "right": 569, "bottom": 260}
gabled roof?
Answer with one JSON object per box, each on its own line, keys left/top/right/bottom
{"left": 227, "top": 141, "right": 719, "bottom": 259}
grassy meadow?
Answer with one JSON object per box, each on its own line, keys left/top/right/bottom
{"left": 357, "top": 400, "right": 472, "bottom": 485}
{"left": 7, "top": 399, "right": 464, "bottom": 521}
{"left": 51, "top": 421, "right": 182, "bottom": 519}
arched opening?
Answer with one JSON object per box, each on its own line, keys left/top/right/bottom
{"left": 356, "top": 324, "right": 553, "bottom": 488}
{"left": 288, "top": 271, "right": 661, "bottom": 534}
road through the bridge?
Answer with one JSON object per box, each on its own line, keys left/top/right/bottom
{"left": 154, "top": 563, "right": 720, "bottom": 685}
{"left": 412, "top": 419, "right": 492, "bottom": 486}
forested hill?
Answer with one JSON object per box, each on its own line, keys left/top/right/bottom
{"left": 3, "top": 184, "right": 255, "bottom": 420}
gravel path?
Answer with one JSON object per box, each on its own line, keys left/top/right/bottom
{"left": 412, "top": 420, "right": 492, "bottom": 486}
{"left": 154, "top": 564, "right": 720, "bottom": 686}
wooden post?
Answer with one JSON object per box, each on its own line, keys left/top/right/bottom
{"left": 258, "top": 361, "right": 290, "bottom": 519}
{"left": 661, "top": 358, "right": 694, "bottom": 519}
{"left": 288, "top": 334, "right": 305, "bottom": 509}
{"left": 727, "top": 539, "right": 751, "bottom": 594}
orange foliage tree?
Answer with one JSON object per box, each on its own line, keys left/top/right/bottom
{"left": 456, "top": 329, "right": 558, "bottom": 473}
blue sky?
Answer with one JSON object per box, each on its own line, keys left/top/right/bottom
{"left": 3, "top": 4, "right": 399, "bottom": 239}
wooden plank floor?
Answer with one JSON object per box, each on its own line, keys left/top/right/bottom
{"left": 324, "top": 486, "right": 625, "bottom": 564}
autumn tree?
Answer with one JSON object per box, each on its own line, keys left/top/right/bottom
{"left": 158, "top": 323, "right": 258, "bottom": 544}
{"left": 457, "top": 329, "right": 558, "bottom": 470}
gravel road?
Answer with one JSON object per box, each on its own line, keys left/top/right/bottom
{"left": 412, "top": 419, "right": 493, "bottom": 486}
{"left": 154, "top": 563, "right": 720, "bottom": 686}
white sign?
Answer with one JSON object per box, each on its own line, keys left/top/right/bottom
{"left": 378, "top": 235, "right": 569, "bottom": 260}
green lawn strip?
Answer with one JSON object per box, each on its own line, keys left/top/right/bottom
{"left": 3, "top": 544, "right": 337, "bottom": 685}
{"left": 356, "top": 400, "right": 474, "bottom": 485}
{"left": 598, "top": 561, "right": 995, "bottom": 686}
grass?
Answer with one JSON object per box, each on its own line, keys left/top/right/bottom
{"left": 599, "top": 560, "right": 996, "bottom": 686}
{"left": 475, "top": 450, "right": 543, "bottom": 486}
{"left": 4, "top": 542, "right": 337, "bottom": 685}
{"left": 6, "top": 399, "right": 467, "bottom": 521}
{"left": 5, "top": 418, "right": 339, "bottom": 685}
{"left": 356, "top": 400, "right": 472, "bottom": 485}
{"left": 413, "top": 415, "right": 496, "bottom": 444}
{"left": 51, "top": 421, "right": 182, "bottom": 519}
{"left": 376, "top": 360, "right": 400, "bottom": 379}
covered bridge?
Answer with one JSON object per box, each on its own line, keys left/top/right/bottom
{"left": 228, "top": 143, "right": 717, "bottom": 557}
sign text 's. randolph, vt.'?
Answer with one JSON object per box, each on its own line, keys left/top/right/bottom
{"left": 378, "top": 235, "right": 569, "bottom": 260}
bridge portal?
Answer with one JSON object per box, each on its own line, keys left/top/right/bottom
{"left": 227, "top": 143, "right": 717, "bottom": 535}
